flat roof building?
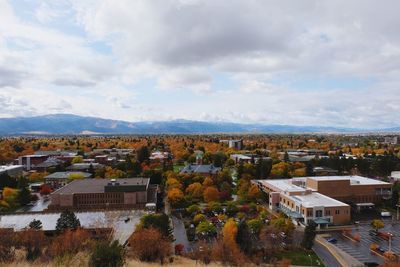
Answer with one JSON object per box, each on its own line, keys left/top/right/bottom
{"left": 253, "top": 175, "right": 392, "bottom": 227}
{"left": 0, "top": 165, "right": 24, "bottom": 177}
{"left": 48, "top": 178, "right": 156, "bottom": 211}
{"left": 44, "top": 171, "right": 92, "bottom": 189}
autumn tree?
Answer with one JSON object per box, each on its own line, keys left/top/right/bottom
{"left": 167, "top": 187, "right": 184, "bottom": 207}
{"left": 48, "top": 229, "right": 92, "bottom": 258}
{"left": 212, "top": 219, "right": 246, "bottom": 266}
{"left": 371, "top": 219, "right": 385, "bottom": 232}
{"left": 203, "top": 186, "right": 219, "bottom": 203}
{"left": 18, "top": 229, "right": 46, "bottom": 261}
{"left": 139, "top": 213, "right": 173, "bottom": 239}
{"left": 129, "top": 228, "right": 172, "bottom": 264}
{"left": 186, "top": 182, "right": 203, "bottom": 200}
{"left": 0, "top": 229, "right": 16, "bottom": 263}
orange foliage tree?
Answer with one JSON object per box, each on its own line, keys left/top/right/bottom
{"left": 129, "top": 228, "right": 172, "bottom": 264}
{"left": 203, "top": 186, "right": 219, "bottom": 203}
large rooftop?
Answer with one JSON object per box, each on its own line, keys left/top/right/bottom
{"left": 291, "top": 192, "right": 349, "bottom": 208}
{"left": 53, "top": 178, "right": 150, "bottom": 194}
{"left": 257, "top": 179, "right": 306, "bottom": 193}
{"left": 45, "top": 171, "right": 92, "bottom": 180}
{"left": 306, "top": 175, "right": 390, "bottom": 185}
{"left": 0, "top": 165, "right": 23, "bottom": 172}
{"left": 180, "top": 164, "right": 221, "bottom": 174}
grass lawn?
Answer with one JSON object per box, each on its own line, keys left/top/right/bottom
{"left": 276, "top": 250, "right": 324, "bottom": 266}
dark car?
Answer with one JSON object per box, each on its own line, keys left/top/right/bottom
{"left": 327, "top": 238, "right": 337, "bottom": 244}
{"left": 377, "top": 247, "right": 385, "bottom": 254}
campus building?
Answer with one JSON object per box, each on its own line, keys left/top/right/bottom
{"left": 253, "top": 175, "right": 392, "bottom": 227}
{"left": 48, "top": 178, "right": 157, "bottom": 211}
{"left": 0, "top": 165, "right": 24, "bottom": 177}
{"left": 44, "top": 171, "right": 92, "bottom": 189}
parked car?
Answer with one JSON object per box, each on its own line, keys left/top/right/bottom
{"left": 327, "top": 238, "right": 337, "bottom": 244}
{"left": 377, "top": 247, "right": 386, "bottom": 254}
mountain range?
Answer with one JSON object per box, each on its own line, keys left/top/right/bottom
{"left": 0, "top": 114, "right": 398, "bottom": 134}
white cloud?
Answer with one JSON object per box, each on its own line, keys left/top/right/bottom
{"left": 0, "top": 0, "right": 400, "bottom": 128}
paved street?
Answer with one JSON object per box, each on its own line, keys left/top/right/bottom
{"left": 172, "top": 215, "right": 192, "bottom": 253}
{"left": 313, "top": 242, "right": 341, "bottom": 267}
{"left": 17, "top": 194, "right": 50, "bottom": 212}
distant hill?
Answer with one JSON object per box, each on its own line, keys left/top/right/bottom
{"left": 0, "top": 114, "right": 397, "bottom": 134}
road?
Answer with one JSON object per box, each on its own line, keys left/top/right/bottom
{"left": 17, "top": 194, "right": 50, "bottom": 212}
{"left": 172, "top": 215, "right": 192, "bottom": 253}
{"left": 313, "top": 241, "right": 342, "bottom": 267}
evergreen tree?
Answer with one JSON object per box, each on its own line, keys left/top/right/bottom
{"left": 89, "top": 240, "right": 125, "bottom": 267}
{"left": 55, "top": 210, "right": 81, "bottom": 231}
{"left": 137, "top": 146, "right": 150, "bottom": 163}
{"left": 29, "top": 219, "right": 43, "bottom": 230}
{"left": 236, "top": 220, "right": 252, "bottom": 254}
{"left": 283, "top": 152, "right": 290, "bottom": 162}
{"left": 18, "top": 186, "right": 31, "bottom": 206}
{"left": 301, "top": 221, "right": 317, "bottom": 249}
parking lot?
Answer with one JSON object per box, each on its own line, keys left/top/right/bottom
{"left": 327, "top": 219, "right": 400, "bottom": 264}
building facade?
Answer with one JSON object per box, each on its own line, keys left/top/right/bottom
{"left": 48, "top": 178, "right": 156, "bottom": 211}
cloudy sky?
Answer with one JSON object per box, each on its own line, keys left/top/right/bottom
{"left": 1, "top": 0, "right": 400, "bottom": 128}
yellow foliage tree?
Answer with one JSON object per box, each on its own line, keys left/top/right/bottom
{"left": 247, "top": 184, "right": 262, "bottom": 201}
{"left": 186, "top": 182, "right": 203, "bottom": 199}
{"left": 166, "top": 178, "right": 182, "bottom": 190}
{"left": 167, "top": 188, "right": 184, "bottom": 207}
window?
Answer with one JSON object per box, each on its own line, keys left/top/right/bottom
{"left": 325, "top": 210, "right": 331, "bottom": 216}
{"left": 335, "top": 210, "right": 340, "bottom": 215}
{"left": 315, "top": 210, "right": 323, "bottom": 217}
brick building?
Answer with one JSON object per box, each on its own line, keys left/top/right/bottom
{"left": 253, "top": 175, "right": 392, "bottom": 227}
{"left": 48, "top": 178, "right": 156, "bottom": 211}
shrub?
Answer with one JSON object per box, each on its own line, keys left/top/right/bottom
{"left": 193, "top": 214, "right": 206, "bottom": 225}
{"left": 89, "top": 240, "right": 125, "bottom": 267}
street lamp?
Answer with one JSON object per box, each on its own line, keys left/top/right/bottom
{"left": 308, "top": 254, "right": 312, "bottom": 266}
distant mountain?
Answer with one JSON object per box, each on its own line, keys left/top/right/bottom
{"left": 0, "top": 114, "right": 397, "bottom": 134}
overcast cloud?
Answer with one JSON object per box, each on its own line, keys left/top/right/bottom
{"left": 0, "top": 0, "right": 400, "bottom": 128}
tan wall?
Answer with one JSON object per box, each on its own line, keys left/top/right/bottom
{"left": 325, "top": 206, "right": 351, "bottom": 224}
{"left": 59, "top": 194, "right": 74, "bottom": 207}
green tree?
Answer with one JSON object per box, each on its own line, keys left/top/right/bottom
{"left": 55, "top": 210, "right": 81, "bottom": 231}
{"left": 89, "top": 240, "right": 125, "bottom": 267}
{"left": 196, "top": 221, "right": 217, "bottom": 238}
{"left": 301, "top": 221, "right": 317, "bottom": 249}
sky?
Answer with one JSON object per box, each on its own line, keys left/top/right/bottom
{"left": 1, "top": 0, "right": 400, "bottom": 128}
